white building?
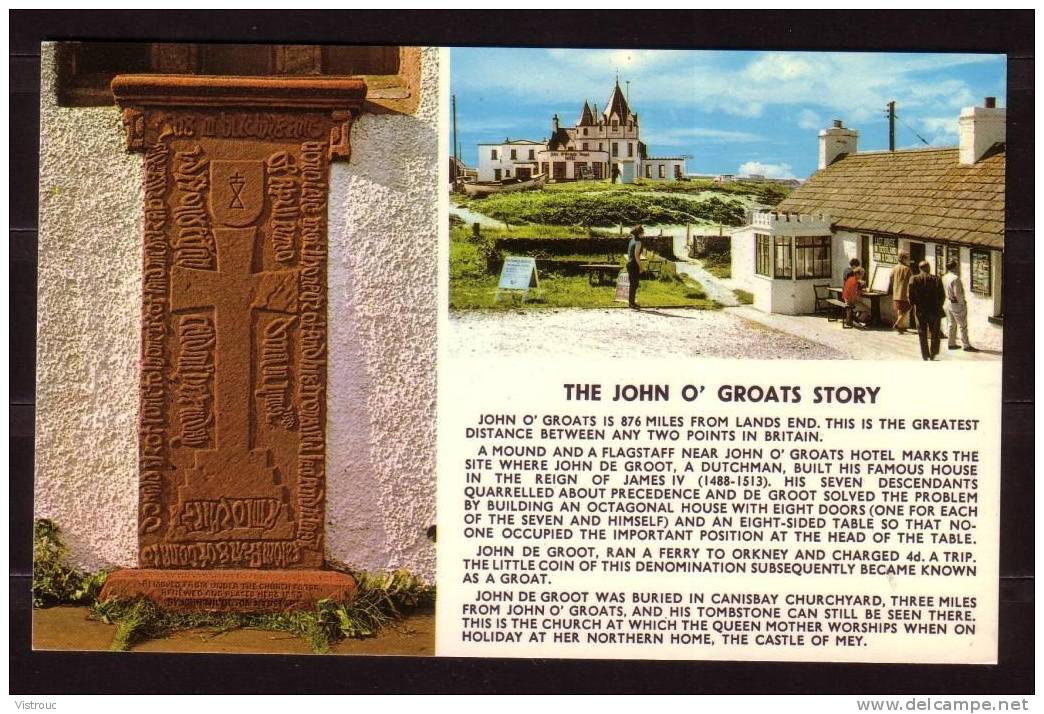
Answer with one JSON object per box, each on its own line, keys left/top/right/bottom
{"left": 731, "top": 99, "right": 1005, "bottom": 351}
{"left": 476, "top": 138, "right": 544, "bottom": 181}
{"left": 475, "top": 79, "right": 686, "bottom": 183}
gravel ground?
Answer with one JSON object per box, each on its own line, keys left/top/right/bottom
{"left": 448, "top": 307, "right": 845, "bottom": 360}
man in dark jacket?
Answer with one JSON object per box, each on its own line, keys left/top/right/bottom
{"left": 626, "top": 225, "right": 644, "bottom": 309}
{"left": 908, "top": 260, "right": 946, "bottom": 361}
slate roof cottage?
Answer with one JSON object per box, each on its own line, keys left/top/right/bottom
{"left": 731, "top": 98, "right": 1005, "bottom": 351}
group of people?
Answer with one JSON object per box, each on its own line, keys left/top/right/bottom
{"left": 842, "top": 251, "right": 979, "bottom": 361}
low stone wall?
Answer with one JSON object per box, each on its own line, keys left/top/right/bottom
{"left": 492, "top": 234, "right": 676, "bottom": 262}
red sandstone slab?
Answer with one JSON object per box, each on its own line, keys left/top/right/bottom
{"left": 100, "top": 569, "right": 357, "bottom": 612}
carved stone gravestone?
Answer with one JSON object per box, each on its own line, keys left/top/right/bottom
{"left": 99, "top": 75, "right": 366, "bottom": 612}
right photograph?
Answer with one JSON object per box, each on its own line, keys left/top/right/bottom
{"left": 447, "top": 48, "right": 1005, "bottom": 362}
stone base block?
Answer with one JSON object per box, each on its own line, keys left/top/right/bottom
{"left": 99, "top": 569, "right": 358, "bottom": 613}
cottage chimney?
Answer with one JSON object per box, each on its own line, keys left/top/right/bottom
{"left": 959, "top": 97, "right": 1005, "bottom": 165}
{"left": 552, "top": 113, "right": 560, "bottom": 132}
{"left": 818, "top": 119, "right": 858, "bottom": 170}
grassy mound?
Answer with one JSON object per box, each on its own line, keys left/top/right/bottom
{"left": 458, "top": 190, "right": 747, "bottom": 227}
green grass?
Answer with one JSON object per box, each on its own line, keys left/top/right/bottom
{"left": 700, "top": 251, "right": 732, "bottom": 279}
{"left": 450, "top": 229, "right": 715, "bottom": 311}
{"left": 540, "top": 178, "right": 792, "bottom": 205}
{"left": 455, "top": 189, "right": 747, "bottom": 227}
{"left": 734, "top": 289, "right": 755, "bottom": 305}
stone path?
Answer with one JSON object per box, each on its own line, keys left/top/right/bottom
{"left": 448, "top": 302, "right": 1002, "bottom": 362}
{"left": 726, "top": 306, "right": 1002, "bottom": 362}
{"left": 448, "top": 307, "right": 845, "bottom": 360}
{"left": 668, "top": 233, "right": 739, "bottom": 306}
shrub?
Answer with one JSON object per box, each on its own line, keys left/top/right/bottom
{"left": 33, "top": 519, "right": 108, "bottom": 607}
{"left": 463, "top": 191, "right": 747, "bottom": 227}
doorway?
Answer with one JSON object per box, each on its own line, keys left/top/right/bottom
{"left": 909, "top": 241, "right": 925, "bottom": 269}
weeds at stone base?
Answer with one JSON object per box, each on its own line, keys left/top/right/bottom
{"left": 32, "top": 519, "right": 108, "bottom": 607}
{"left": 34, "top": 520, "right": 434, "bottom": 653}
{"left": 89, "top": 569, "right": 433, "bottom": 654}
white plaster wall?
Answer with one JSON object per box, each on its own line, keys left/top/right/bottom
{"left": 954, "top": 247, "right": 1003, "bottom": 351}
{"left": 34, "top": 44, "right": 440, "bottom": 582}
{"left": 835, "top": 231, "right": 859, "bottom": 282}
{"left": 730, "top": 229, "right": 755, "bottom": 287}
{"left": 325, "top": 48, "right": 439, "bottom": 582}
{"left": 35, "top": 43, "right": 144, "bottom": 572}
{"left": 643, "top": 159, "right": 685, "bottom": 181}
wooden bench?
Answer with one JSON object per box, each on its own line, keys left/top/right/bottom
{"left": 580, "top": 263, "right": 622, "bottom": 286}
{"left": 824, "top": 297, "right": 851, "bottom": 327}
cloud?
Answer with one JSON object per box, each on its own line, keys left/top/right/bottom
{"left": 744, "top": 53, "right": 817, "bottom": 82}
{"left": 738, "top": 161, "right": 796, "bottom": 179}
{"left": 919, "top": 115, "right": 960, "bottom": 145}
{"left": 546, "top": 48, "right": 690, "bottom": 73}
{"left": 655, "top": 127, "right": 765, "bottom": 145}
{"left": 454, "top": 49, "right": 1004, "bottom": 125}
{"left": 797, "top": 109, "right": 822, "bottom": 130}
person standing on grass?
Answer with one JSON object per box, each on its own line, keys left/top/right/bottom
{"left": 627, "top": 225, "right": 644, "bottom": 309}
{"left": 890, "top": 251, "right": 913, "bottom": 334}
{"left": 909, "top": 260, "right": 946, "bottom": 361}
{"left": 943, "top": 258, "right": 979, "bottom": 352}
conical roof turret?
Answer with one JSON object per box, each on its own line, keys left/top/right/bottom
{"left": 578, "top": 100, "right": 595, "bottom": 126}
{"left": 603, "top": 79, "right": 632, "bottom": 122}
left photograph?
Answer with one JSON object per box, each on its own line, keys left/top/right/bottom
{"left": 33, "top": 42, "right": 440, "bottom": 654}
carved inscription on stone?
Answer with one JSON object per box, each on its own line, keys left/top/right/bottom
{"left": 128, "top": 104, "right": 340, "bottom": 570}
{"left": 102, "top": 568, "right": 358, "bottom": 612}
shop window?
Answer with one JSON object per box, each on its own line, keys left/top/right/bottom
{"left": 794, "top": 236, "right": 832, "bottom": 279}
{"left": 54, "top": 41, "right": 419, "bottom": 113}
{"left": 774, "top": 236, "right": 792, "bottom": 279}
{"left": 755, "top": 234, "right": 771, "bottom": 277}
{"left": 935, "top": 244, "right": 960, "bottom": 277}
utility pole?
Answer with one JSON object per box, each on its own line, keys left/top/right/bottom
{"left": 452, "top": 94, "right": 459, "bottom": 164}
{"left": 887, "top": 100, "right": 895, "bottom": 152}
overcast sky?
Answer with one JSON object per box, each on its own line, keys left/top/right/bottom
{"left": 450, "top": 48, "right": 1006, "bottom": 179}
